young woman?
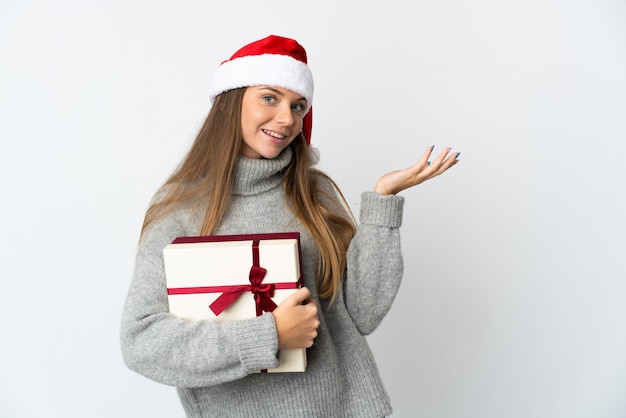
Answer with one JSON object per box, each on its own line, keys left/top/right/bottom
{"left": 121, "top": 34, "right": 460, "bottom": 418}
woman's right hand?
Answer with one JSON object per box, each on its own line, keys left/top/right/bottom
{"left": 272, "top": 287, "right": 320, "bottom": 349}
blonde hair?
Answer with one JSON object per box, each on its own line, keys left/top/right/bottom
{"left": 142, "top": 88, "right": 355, "bottom": 302}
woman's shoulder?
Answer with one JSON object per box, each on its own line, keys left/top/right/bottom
{"left": 140, "top": 186, "right": 203, "bottom": 248}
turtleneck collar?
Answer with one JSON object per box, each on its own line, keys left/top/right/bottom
{"left": 232, "top": 147, "right": 293, "bottom": 196}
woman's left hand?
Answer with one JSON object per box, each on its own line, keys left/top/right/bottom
{"left": 373, "top": 146, "right": 460, "bottom": 195}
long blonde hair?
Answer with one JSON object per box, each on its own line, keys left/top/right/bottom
{"left": 142, "top": 88, "right": 355, "bottom": 302}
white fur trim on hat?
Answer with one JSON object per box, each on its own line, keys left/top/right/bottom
{"left": 209, "top": 54, "right": 314, "bottom": 114}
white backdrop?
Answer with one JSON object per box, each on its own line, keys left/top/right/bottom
{"left": 1, "top": 1, "right": 625, "bottom": 417}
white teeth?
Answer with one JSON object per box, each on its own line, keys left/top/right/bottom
{"left": 263, "top": 129, "right": 285, "bottom": 139}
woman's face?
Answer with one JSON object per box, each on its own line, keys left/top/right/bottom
{"left": 240, "top": 85, "right": 307, "bottom": 159}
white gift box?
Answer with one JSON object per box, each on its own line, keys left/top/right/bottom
{"left": 163, "top": 232, "right": 307, "bottom": 373}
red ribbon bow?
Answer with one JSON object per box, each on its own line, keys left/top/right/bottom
{"left": 209, "top": 263, "right": 278, "bottom": 316}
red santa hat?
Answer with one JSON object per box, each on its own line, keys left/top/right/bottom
{"left": 209, "top": 35, "right": 315, "bottom": 144}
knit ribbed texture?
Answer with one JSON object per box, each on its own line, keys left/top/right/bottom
{"left": 360, "top": 191, "right": 404, "bottom": 228}
{"left": 121, "top": 147, "right": 405, "bottom": 417}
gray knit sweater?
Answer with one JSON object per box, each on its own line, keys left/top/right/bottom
{"left": 120, "top": 147, "right": 405, "bottom": 417}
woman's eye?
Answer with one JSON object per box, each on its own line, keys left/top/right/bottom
{"left": 262, "top": 95, "right": 276, "bottom": 103}
{"left": 292, "top": 103, "right": 305, "bottom": 113}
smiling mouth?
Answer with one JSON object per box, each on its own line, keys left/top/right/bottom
{"left": 262, "top": 129, "right": 286, "bottom": 140}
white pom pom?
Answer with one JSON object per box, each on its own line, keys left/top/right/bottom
{"left": 307, "top": 146, "right": 320, "bottom": 165}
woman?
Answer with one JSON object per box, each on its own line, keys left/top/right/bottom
{"left": 121, "top": 34, "right": 460, "bottom": 417}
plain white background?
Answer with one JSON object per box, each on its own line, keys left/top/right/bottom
{"left": 1, "top": 1, "right": 625, "bottom": 417}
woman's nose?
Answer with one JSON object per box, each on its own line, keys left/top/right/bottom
{"left": 275, "top": 104, "right": 294, "bottom": 126}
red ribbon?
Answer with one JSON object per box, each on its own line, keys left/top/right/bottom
{"left": 167, "top": 239, "right": 297, "bottom": 316}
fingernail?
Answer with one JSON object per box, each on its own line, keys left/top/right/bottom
{"left": 427, "top": 161, "right": 431, "bottom": 165}
{"left": 431, "top": 145, "right": 435, "bottom": 151}
{"left": 455, "top": 152, "right": 461, "bottom": 159}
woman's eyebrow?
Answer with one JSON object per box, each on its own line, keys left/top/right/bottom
{"left": 258, "top": 86, "right": 307, "bottom": 103}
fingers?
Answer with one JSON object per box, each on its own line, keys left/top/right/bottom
{"left": 405, "top": 145, "right": 438, "bottom": 178}
{"left": 283, "top": 287, "right": 311, "bottom": 306}
{"left": 437, "top": 149, "right": 461, "bottom": 174}
{"left": 430, "top": 147, "right": 451, "bottom": 166}
{"left": 273, "top": 287, "right": 320, "bottom": 349}
{"left": 423, "top": 147, "right": 460, "bottom": 177}
{"left": 420, "top": 146, "right": 459, "bottom": 171}
{"left": 419, "top": 145, "right": 435, "bottom": 166}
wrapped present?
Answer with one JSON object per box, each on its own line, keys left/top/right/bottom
{"left": 163, "top": 232, "right": 307, "bottom": 373}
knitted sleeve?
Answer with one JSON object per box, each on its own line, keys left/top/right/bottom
{"left": 343, "top": 191, "right": 405, "bottom": 335}
{"left": 119, "top": 212, "right": 280, "bottom": 388}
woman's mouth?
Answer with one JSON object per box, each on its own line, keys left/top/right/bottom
{"left": 262, "top": 129, "right": 286, "bottom": 140}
